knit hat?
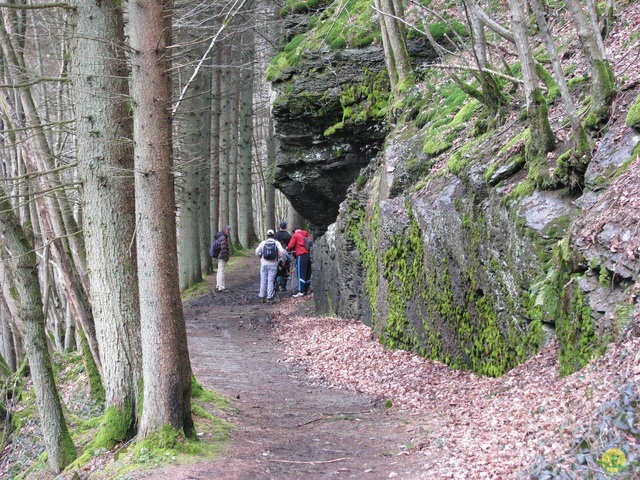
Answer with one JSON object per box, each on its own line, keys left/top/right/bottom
{"left": 280, "top": 220, "right": 287, "bottom": 229}
{"left": 267, "top": 229, "right": 275, "bottom": 237}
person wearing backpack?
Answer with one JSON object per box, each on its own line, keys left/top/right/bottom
{"left": 210, "top": 225, "right": 231, "bottom": 292}
{"left": 287, "top": 227, "right": 312, "bottom": 298}
{"left": 255, "top": 229, "right": 288, "bottom": 303}
{"left": 274, "top": 221, "right": 292, "bottom": 292}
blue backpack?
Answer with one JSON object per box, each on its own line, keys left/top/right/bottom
{"left": 262, "top": 239, "right": 278, "bottom": 260}
{"left": 210, "top": 236, "right": 223, "bottom": 258}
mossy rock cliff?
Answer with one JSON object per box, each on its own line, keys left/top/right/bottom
{"left": 271, "top": 4, "right": 640, "bottom": 377}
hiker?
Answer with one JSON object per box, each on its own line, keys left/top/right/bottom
{"left": 287, "top": 226, "right": 312, "bottom": 298}
{"left": 211, "top": 225, "right": 231, "bottom": 292}
{"left": 255, "top": 229, "right": 288, "bottom": 303}
{"left": 274, "top": 221, "right": 292, "bottom": 292}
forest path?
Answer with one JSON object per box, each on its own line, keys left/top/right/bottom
{"left": 134, "top": 252, "right": 428, "bottom": 480}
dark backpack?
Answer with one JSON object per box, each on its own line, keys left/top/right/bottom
{"left": 210, "top": 236, "right": 222, "bottom": 258}
{"left": 304, "top": 236, "right": 313, "bottom": 252}
{"left": 262, "top": 239, "right": 278, "bottom": 260}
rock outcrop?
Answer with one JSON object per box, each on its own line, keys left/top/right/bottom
{"left": 270, "top": 13, "right": 640, "bottom": 376}
{"left": 312, "top": 108, "right": 639, "bottom": 376}
{"left": 270, "top": 31, "right": 436, "bottom": 233}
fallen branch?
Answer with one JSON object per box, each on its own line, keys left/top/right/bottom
{"left": 268, "top": 457, "right": 348, "bottom": 465}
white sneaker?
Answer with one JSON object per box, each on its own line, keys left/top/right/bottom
{"left": 292, "top": 292, "right": 304, "bottom": 298}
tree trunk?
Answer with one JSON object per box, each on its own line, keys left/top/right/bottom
{"left": 529, "top": 0, "right": 590, "bottom": 189}
{"left": 507, "top": 0, "right": 554, "bottom": 160}
{"left": 265, "top": 114, "right": 276, "bottom": 231}
{"left": 129, "top": 0, "right": 194, "bottom": 437}
{"left": 71, "top": 0, "right": 142, "bottom": 445}
{"left": 461, "top": 0, "right": 507, "bottom": 122}
{"left": 218, "top": 42, "right": 231, "bottom": 230}
{"left": 0, "top": 298, "right": 17, "bottom": 373}
{"left": 0, "top": 20, "right": 103, "bottom": 377}
{"left": 0, "top": 186, "right": 76, "bottom": 474}
{"left": 375, "top": 0, "right": 414, "bottom": 97}
{"left": 210, "top": 31, "right": 222, "bottom": 239}
{"left": 228, "top": 54, "right": 240, "bottom": 245}
{"left": 238, "top": 16, "right": 256, "bottom": 247}
{"left": 564, "top": 0, "right": 615, "bottom": 126}
{"left": 176, "top": 25, "right": 207, "bottom": 290}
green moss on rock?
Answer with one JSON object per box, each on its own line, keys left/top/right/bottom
{"left": 626, "top": 94, "right": 640, "bottom": 129}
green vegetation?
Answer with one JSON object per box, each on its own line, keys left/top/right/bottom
{"left": 528, "top": 239, "right": 605, "bottom": 376}
{"left": 280, "top": 0, "right": 332, "bottom": 17}
{"left": 626, "top": 93, "right": 640, "bottom": 128}
{"left": 345, "top": 198, "right": 545, "bottom": 377}
{"left": 344, "top": 198, "right": 381, "bottom": 323}
{"left": 324, "top": 69, "right": 390, "bottom": 136}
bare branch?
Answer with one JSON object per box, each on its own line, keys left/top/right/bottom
{"left": 172, "top": 0, "right": 250, "bottom": 114}
{"left": 0, "top": 77, "right": 69, "bottom": 88}
{"left": 428, "top": 63, "right": 522, "bottom": 84}
{"left": 0, "top": 2, "right": 71, "bottom": 8}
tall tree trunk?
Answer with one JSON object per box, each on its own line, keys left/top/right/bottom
{"left": 0, "top": 186, "right": 76, "bottom": 473}
{"left": 375, "top": 0, "right": 414, "bottom": 98}
{"left": 129, "top": 0, "right": 194, "bottom": 437}
{"left": 218, "top": 42, "right": 231, "bottom": 230}
{"left": 507, "top": 0, "right": 554, "bottom": 160}
{"left": 265, "top": 114, "right": 276, "bottom": 231}
{"left": 0, "top": 20, "right": 103, "bottom": 376}
{"left": 210, "top": 26, "right": 222, "bottom": 239}
{"left": 228, "top": 51, "right": 240, "bottom": 244}
{"left": 238, "top": 12, "right": 256, "bottom": 247}
{"left": 529, "top": 0, "right": 590, "bottom": 190}
{"left": 71, "top": 0, "right": 142, "bottom": 445}
{"left": 198, "top": 46, "right": 213, "bottom": 275}
{"left": 564, "top": 0, "right": 615, "bottom": 126}
{"left": 176, "top": 26, "right": 207, "bottom": 290}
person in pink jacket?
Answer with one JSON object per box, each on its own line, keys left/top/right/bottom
{"left": 287, "top": 227, "right": 312, "bottom": 297}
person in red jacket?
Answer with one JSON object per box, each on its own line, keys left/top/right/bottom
{"left": 287, "top": 227, "right": 312, "bottom": 297}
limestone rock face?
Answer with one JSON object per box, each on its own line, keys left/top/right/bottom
{"left": 270, "top": 15, "right": 639, "bottom": 376}
{"left": 270, "top": 37, "right": 435, "bottom": 233}
{"left": 312, "top": 110, "right": 639, "bottom": 376}
{"left": 270, "top": 45, "right": 388, "bottom": 233}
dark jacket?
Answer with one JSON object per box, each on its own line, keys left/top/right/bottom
{"left": 214, "top": 231, "right": 231, "bottom": 262}
{"left": 274, "top": 229, "right": 292, "bottom": 250}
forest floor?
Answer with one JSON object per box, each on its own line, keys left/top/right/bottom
{"left": 131, "top": 251, "right": 640, "bottom": 480}
{"left": 131, "top": 252, "right": 428, "bottom": 480}
{"left": 2, "top": 251, "right": 639, "bottom": 479}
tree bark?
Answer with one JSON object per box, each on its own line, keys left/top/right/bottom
{"left": 507, "top": 0, "right": 554, "bottom": 159}
{"left": 0, "top": 186, "right": 76, "bottom": 473}
{"left": 176, "top": 21, "right": 208, "bottom": 290}
{"left": 228, "top": 53, "right": 240, "bottom": 244}
{"left": 210, "top": 23, "right": 222, "bottom": 239}
{"left": 375, "top": 0, "right": 414, "bottom": 96}
{"left": 529, "top": 0, "right": 590, "bottom": 173}
{"left": 218, "top": 41, "right": 231, "bottom": 230}
{"left": 0, "top": 297, "right": 17, "bottom": 373}
{"left": 238, "top": 15, "right": 256, "bottom": 247}
{"left": 564, "top": 0, "right": 614, "bottom": 126}
{"left": 0, "top": 18, "right": 103, "bottom": 376}
{"left": 71, "top": 0, "right": 142, "bottom": 444}
{"left": 129, "top": 0, "right": 194, "bottom": 437}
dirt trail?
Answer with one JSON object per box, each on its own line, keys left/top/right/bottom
{"left": 135, "top": 253, "right": 428, "bottom": 480}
